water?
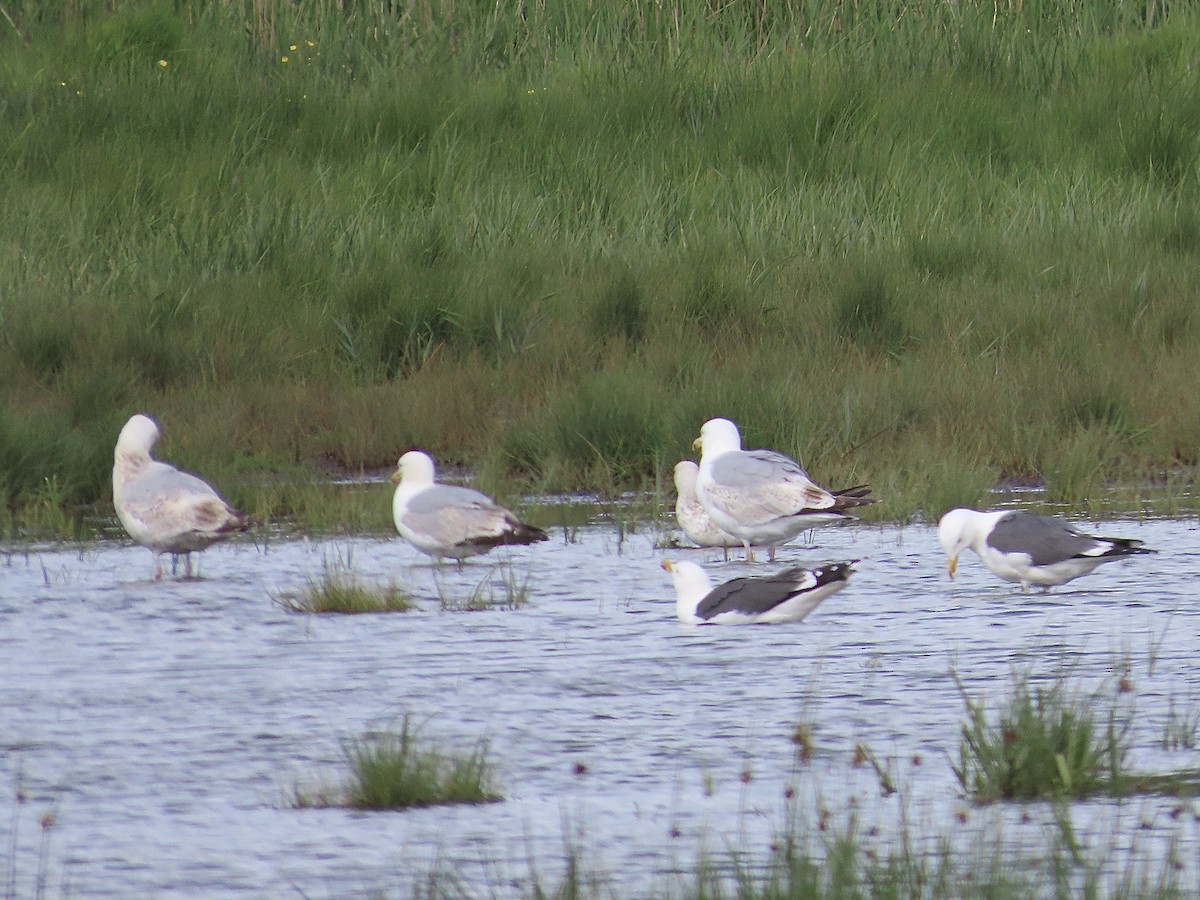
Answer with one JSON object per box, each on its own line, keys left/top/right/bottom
{"left": 2, "top": 515, "right": 1199, "bottom": 897}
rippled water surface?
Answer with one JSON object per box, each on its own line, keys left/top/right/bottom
{"left": 3, "top": 514, "right": 1199, "bottom": 897}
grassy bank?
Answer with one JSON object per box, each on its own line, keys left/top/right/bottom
{"left": 3, "top": 1, "right": 1200, "bottom": 535}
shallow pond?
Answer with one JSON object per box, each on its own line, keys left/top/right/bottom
{"left": 2, "top": 513, "right": 1199, "bottom": 897}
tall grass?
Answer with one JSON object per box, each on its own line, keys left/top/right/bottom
{"left": 3, "top": 1, "right": 1200, "bottom": 530}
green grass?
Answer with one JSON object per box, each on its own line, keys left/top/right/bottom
{"left": 275, "top": 558, "right": 415, "bottom": 614}
{"left": 954, "top": 668, "right": 1200, "bottom": 803}
{"left": 292, "top": 718, "right": 501, "bottom": 810}
{"left": 435, "top": 562, "right": 533, "bottom": 612}
{"left": 954, "top": 669, "right": 1130, "bottom": 802}
{"left": 4, "top": 2, "right": 1200, "bottom": 532}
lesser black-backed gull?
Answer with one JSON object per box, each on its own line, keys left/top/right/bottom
{"left": 937, "top": 507, "right": 1154, "bottom": 591}
{"left": 661, "top": 558, "right": 854, "bottom": 624}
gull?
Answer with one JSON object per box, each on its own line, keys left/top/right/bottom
{"left": 391, "top": 451, "right": 548, "bottom": 565}
{"left": 692, "top": 417, "right": 876, "bottom": 561}
{"left": 937, "top": 508, "right": 1155, "bottom": 592}
{"left": 661, "top": 559, "right": 855, "bottom": 624}
{"left": 673, "top": 461, "right": 741, "bottom": 559}
{"left": 112, "top": 414, "right": 251, "bottom": 580}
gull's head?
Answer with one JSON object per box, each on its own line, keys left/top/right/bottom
{"left": 693, "top": 417, "right": 742, "bottom": 457}
{"left": 392, "top": 450, "right": 436, "bottom": 488}
{"left": 673, "top": 460, "right": 699, "bottom": 495}
{"left": 937, "top": 508, "right": 979, "bottom": 580}
{"left": 661, "top": 558, "right": 714, "bottom": 613}
{"left": 116, "top": 414, "right": 160, "bottom": 459}
{"left": 661, "top": 557, "right": 710, "bottom": 585}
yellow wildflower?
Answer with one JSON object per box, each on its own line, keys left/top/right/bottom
{"left": 281, "top": 55, "right": 289, "bottom": 63}
{"left": 289, "top": 44, "right": 298, "bottom": 51}
{"left": 158, "top": 59, "right": 169, "bottom": 68}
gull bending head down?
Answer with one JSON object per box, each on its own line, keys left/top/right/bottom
{"left": 937, "top": 507, "right": 1154, "bottom": 592}
{"left": 112, "top": 413, "right": 251, "bottom": 580}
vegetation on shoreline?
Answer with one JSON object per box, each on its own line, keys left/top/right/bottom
{"left": 3, "top": 1, "right": 1200, "bottom": 537}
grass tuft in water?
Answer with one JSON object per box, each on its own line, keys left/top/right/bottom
{"left": 292, "top": 718, "right": 501, "bottom": 811}
{"left": 1160, "top": 698, "right": 1200, "bottom": 751}
{"left": 435, "top": 562, "right": 532, "bottom": 612}
{"left": 275, "top": 555, "right": 415, "bottom": 615}
{"left": 953, "top": 669, "right": 1130, "bottom": 802}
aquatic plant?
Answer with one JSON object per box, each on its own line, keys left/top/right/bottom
{"left": 953, "top": 670, "right": 1130, "bottom": 802}
{"left": 274, "top": 553, "right": 415, "bottom": 614}
{"left": 1160, "top": 698, "right": 1200, "bottom": 752}
{"left": 3, "top": 774, "right": 62, "bottom": 900}
{"left": 293, "top": 718, "right": 501, "bottom": 811}
{"left": 435, "top": 561, "right": 532, "bottom": 612}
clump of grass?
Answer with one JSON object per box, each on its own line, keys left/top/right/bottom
{"left": 293, "top": 718, "right": 501, "bottom": 810}
{"left": 681, "top": 811, "right": 1036, "bottom": 899}
{"left": 276, "top": 558, "right": 415, "bottom": 614}
{"left": 953, "top": 669, "right": 1130, "bottom": 802}
{"left": 436, "top": 562, "right": 532, "bottom": 612}
{"left": 1160, "top": 698, "right": 1200, "bottom": 751}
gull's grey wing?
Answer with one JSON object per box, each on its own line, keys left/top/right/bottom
{"left": 986, "top": 513, "right": 1105, "bottom": 566}
{"left": 121, "top": 463, "right": 245, "bottom": 544}
{"left": 706, "top": 450, "right": 836, "bottom": 525}
{"left": 402, "top": 484, "right": 517, "bottom": 547}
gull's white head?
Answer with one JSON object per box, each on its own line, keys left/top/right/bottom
{"left": 391, "top": 450, "right": 437, "bottom": 488}
{"left": 937, "top": 508, "right": 981, "bottom": 580}
{"left": 115, "top": 414, "right": 160, "bottom": 460}
{"left": 673, "top": 460, "right": 700, "bottom": 496}
{"left": 692, "top": 417, "right": 742, "bottom": 458}
{"left": 661, "top": 558, "right": 714, "bottom": 619}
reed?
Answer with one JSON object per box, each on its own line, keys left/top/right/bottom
{"left": 3, "top": 2, "right": 1200, "bottom": 530}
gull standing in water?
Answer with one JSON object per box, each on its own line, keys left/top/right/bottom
{"left": 693, "top": 417, "right": 876, "bottom": 561}
{"left": 673, "top": 460, "right": 741, "bottom": 559}
{"left": 112, "top": 413, "right": 251, "bottom": 580}
{"left": 391, "top": 451, "right": 548, "bottom": 566}
{"left": 937, "top": 507, "right": 1154, "bottom": 592}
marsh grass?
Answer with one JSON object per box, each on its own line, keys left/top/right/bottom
{"left": 5, "top": 2, "right": 1200, "bottom": 529}
{"left": 292, "top": 718, "right": 501, "bottom": 811}
{"left": 435, "top": 561, "right": 533, "bottom": 612}
{"left": 4, "top": 776, "right": 62, "bottom": 900}
{"left": 953, "top": 668, "right": 1200, "bottom": 804}
{"left": 953, "top": 670, "right": 1130, "bottom": 802}
{"left": 1160, "top": 699, "right": 1200, "bottom": 752}
{"left": 275, "top": 556, "right": 414, "bottom": 615}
